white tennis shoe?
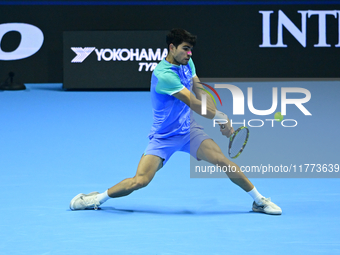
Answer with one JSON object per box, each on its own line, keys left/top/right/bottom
{"left": 252, "top": 197, "right": 282, "bottom": 215}
{"left": 69, "top": 191, "right": 101, "bottom": 210}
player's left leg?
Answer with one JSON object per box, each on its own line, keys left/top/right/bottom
{"left": 197, "top": 139, "right": 254, "bottom": 191}
{"left": 196, "top": 139, "right": 282, "bottom": 215}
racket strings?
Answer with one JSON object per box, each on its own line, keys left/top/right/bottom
{"left": 229, "top": 129, "right": 248, "bottom": 158}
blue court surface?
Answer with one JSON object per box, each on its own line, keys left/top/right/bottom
{"left": 1, "top": 83, "right": 340, "bottom": 255}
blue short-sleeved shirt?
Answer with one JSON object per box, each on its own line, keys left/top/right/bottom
{"left": 148, "top": 58, "right": 196, "bottom": 139}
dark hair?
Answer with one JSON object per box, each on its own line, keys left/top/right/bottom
{"left": 166, "top": 28, "right": 197, "bottom": 48}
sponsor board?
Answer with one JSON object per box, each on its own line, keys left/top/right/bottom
{"left": 63, "top": 31, "right": 168, "bottom": 90}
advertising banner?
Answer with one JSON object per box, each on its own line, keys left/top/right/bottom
{"left": 0, "top": 4, "right": 339, "bottom": 85}
{"left": 63, "top": 31, "right": 168, "bottom": 90}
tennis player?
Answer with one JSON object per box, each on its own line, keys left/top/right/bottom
{"left": 70, "top": 28, "right": 282, "bottom": 215}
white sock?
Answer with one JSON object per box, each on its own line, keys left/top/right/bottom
{"left": 247, "top": 187, "right": 264, "bottom": 205}
{"left": 96, "top": 190, "right": 110, "bottom": 204}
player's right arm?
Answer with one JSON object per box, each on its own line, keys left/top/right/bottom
{"left": 173, "top": 86, "right": 216, "bottom": 119}
{"left": 173, "top": 87, "right": 234, "bottom": 137}
{"left": 156, "top": 68, "right": 233, "bottom": 136}
{"left": 191, "top": 75, "right": 216, "bottom": 110}
{"left": 155, "top": 71, "right": 215, "bottom": 117}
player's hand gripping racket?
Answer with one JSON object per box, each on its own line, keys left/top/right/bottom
{"left": 221, "top": 125, "right": 249, "bottom": 159}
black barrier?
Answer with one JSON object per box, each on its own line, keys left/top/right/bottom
{"left": 0, "top": 3, "right": 339, "bottom": 88}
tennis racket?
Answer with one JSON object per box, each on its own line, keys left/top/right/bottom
{"left": 221, "top": 125, "right": 249, "bottom": 159}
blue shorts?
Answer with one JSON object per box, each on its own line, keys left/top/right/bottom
{"left": 144, "top": 126, "right": 211, "bottom": 166}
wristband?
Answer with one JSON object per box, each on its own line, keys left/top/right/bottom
{"left": 214, "top": 110, "right": 228, "bottom": 120}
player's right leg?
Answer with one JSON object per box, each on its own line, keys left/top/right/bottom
{"left": 107, "top": 154, "right": 163, "bottom": 198}
{"left": 69, "top": 154, "right": 163, "bottom": 210}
